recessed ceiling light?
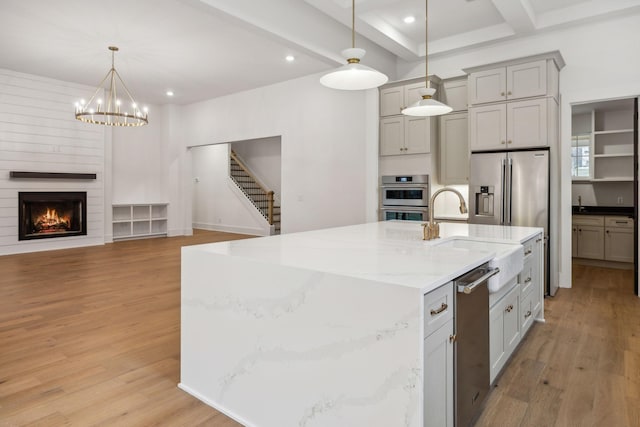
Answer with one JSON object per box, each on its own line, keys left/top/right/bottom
{"left": 404, "top": 16, "right": 415, "bottom": 24}
{"left": 166, "top": 90, "right": 174, "bottom": 97}
{"left": 285, "top": 55, "right": 295, "bottom": 62}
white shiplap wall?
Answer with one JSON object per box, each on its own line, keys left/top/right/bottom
{"left": 0, "top": 69, "right": 106, "bottom": 255}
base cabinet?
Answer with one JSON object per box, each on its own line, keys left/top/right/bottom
{"left": 423, "top": 318, "right": 454, "bottom": 427}
{"left": 573, "top": 215, "right": 633, "bottom": 262}
{"left": 489, "top": 284, "right": 520, "bottom": 383}
{"left": 423, "top": 283, "right": 454, "bottom": 427}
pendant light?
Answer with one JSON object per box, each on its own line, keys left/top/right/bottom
{"left": 320, "top": 0, "right": 388, "bottom": 90}
{"left": 401, "top": 0, "right": 452, "bottom": 116}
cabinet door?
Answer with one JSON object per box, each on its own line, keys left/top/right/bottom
{"left": 439, "top": 113, "right": 468, "bottom": 184}
{"left": 405, "top": 82, "right": 426, "bottom": 109}
{"left": 442, "top": 79, "right": 468, "bottom": 112}
{"left": 605, "top": 227, "right": 634, "bottom": 262}
{"left": 506, "top": 60, "right": 547, "bottom": 100}
{"left": 380, "top": 116, "right": 405, "bottom": 156}
{"left": 405, "top": 116, "right": 430, "bottom": 154}
{"left": 506, "top": 98, "right": 548, "bottom": 149}
{"left": 468, "top": 67, "right": 506, "bottom": 105}
{"left": 424, "top": 318, "right": 454, "bottom": 427}
{"left": 380, "top": 86, "right": 404, "bottom": 117}
{"left": 576, "top": 225, "right": 605, "bottom": 259}
{"left": 469, "top": 103, "right": 507, "bottom": 151}
{"left": 490, "top": 285, "right": 520, "bottom": 383}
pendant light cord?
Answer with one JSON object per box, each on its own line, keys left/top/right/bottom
{"left": 425, "top": 0, "right": 430, "bottom": 89}
{"left": 352, "top": 0, "right": 356, "bottom": 48}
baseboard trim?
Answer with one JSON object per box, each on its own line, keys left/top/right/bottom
{"left": 192, "top": 222, "right": 266, "bottom": 236}
{"left": 572, "top": 258, "right": 634, "bottom": 270}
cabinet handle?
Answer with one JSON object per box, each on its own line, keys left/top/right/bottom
{"left": 606, "top": 230, "right": 610, "bottom": 234}
{"left": 615, "top": 221, "right": 628, "bottom": 224}
{"left": 507, "top": 140, "right": 512, "bottom": 144}
{"left": 524, "top": 249, "right": 532, "bottom": 255}
{"left": 536, "top": 238, "right": 542, "bottom": 243}
{"left": 449, "top": 334, "right": 457, "bottom": 343}
{"left": 430, "top": 302, "right": 448, "bottom": 316}
{"left": 524, "top": 277, "right": 532, "bottom": 283}
{"left": 578, "top": 228, "right": 582, "bottom": 232}
{"left": 525, "top": 310, "right": 532, "bottom": 319}
{"left": 508, "top": 91, "right": 512, "bottom": 95}
{"left": 505, "top": 304, "right": 514, "bottom": 313}
{"left": 501, "top": 91, "right": 505, "bottom": 96}
{"left": 501, "top": 140, "right": 506, "bottom": 144}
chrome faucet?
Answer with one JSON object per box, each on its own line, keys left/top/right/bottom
{"left": 422, "top": 187, "right": 468, "bottom": 240}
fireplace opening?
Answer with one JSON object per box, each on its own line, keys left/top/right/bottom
{"left": 19, "top": 192, "right": 87, "bottom": 240}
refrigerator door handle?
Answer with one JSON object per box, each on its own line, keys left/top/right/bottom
{"left": 507, "top": 157, "right": 513, "bottom": 225}
{"left": 500, "top": 158, "right": 506, "bottom": 224}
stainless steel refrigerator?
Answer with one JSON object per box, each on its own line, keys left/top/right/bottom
{"left": 468, "top": 149, "right": 552, "bottom": 295}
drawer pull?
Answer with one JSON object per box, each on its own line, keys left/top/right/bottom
{"left": 525, "top": 310, "right": 532, "bottom": 319}
{"left": 430, "top": 303, "right": 448, "bottom": 316}
{"left": 524, "top": 249, "right": 532, "bottom": 255}
{"left": 505, "top": 304, "right": 514, "bottom": 313}
{"left": 524, "top": 277, "right": 532, "bottom": 283}
{"left": 536, "top": 238, "right": 542, "bottom": 243}
{"left": 615, "top": 221, "right": 628, "bottom": 224}
{"left": 449, "top": 334, "right": 457, "bottom": 343}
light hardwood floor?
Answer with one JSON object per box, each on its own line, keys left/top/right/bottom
{"left": 1, "top": 234, "right": 639, "bottom": 426}
{"left": 476, "top": 264, "right": 640, "bottom": 427}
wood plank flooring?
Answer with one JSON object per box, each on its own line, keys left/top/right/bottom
{"left": 0, "top": 230, "right": 250, "bottom": 426}
{"left": 476, "top": 264, "right": 640, "bottom": 427}
{"left": 1, "top": 234, "right": 639, "bottom": 426}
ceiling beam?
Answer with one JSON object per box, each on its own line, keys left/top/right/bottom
{"left": 491, "top": 0, "right": 536, "bottom": 34}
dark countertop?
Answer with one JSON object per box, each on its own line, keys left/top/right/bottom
{"left": 572, "top": 206, "right": 635, "bottom": 218}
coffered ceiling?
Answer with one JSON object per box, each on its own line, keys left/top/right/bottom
{"left": 0, "top": 0, "right": 638, "bottom": 106}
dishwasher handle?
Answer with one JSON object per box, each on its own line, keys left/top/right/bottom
{"left": 457, "top": 267, "right": 500, "bottom": 294}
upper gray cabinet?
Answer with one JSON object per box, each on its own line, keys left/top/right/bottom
{"left": 466, "top": 53, "right": 563, "bottom": 106}
{"left": 441, "top": 78, "right": 468, "bottom": 112}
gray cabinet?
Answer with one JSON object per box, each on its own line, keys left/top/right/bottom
{"left": 573, "top": 215, "right": 633, "bottom": 262}
{"left": 380, "top": 115, "right": 432, "bottom": 155}
{"left": 605, "top": 216, "right": 634, "bottom": 262}
{"left": 469, "top": 97, "right": 556, "bottom": 151}
{"left": 423, "top": 283, "right": 454, "bottom": 427}
{"left": 439, "top": 112, "right": 468, "bottom": 185}
{"left": 489, "top": 283, "right": 520, "bottom": 383}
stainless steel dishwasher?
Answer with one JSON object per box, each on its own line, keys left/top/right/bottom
{"left": 454, "top": 263, "right": 499, "bottom": 427}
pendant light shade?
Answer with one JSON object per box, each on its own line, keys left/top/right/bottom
{"left": 320, "top": 48, "right": 388, "bottom": 90}
{"left": 320, "top": 1, "right": 388, "bottom": 90}
{"left": 402, "top": 0, "right": 451, "bottom": 117}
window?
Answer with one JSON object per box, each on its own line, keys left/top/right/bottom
{"left": 571, "top": 134, "right": 591, "bottom": 178}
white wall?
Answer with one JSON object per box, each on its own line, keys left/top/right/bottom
{"left": 111, "top": 104, "right": 167, "bottom": 204}
{"left": 397, "top": 14, "right": 640, "bottom": 289}
{"left": 179, "top": 72, "right": 376, "bottom": 234}
{"left": 0, "top": 69, "right": 106, "bottom": 255}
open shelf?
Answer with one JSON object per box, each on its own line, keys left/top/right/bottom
{"left": 112, "top": 203, "right": 168, "bottom": 240}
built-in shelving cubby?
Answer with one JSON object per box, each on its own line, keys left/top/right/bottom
{"left": 112, "top": 203, "right": 168, "bottom": 240}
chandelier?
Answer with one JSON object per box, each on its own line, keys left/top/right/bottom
{"left": 75, "top": 46, "right": 148, "bottom": 127}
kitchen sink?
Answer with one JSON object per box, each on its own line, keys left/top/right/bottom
{"left": 432, "top": 238, "right": 524, "bottom": 293}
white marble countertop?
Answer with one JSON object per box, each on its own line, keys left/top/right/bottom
{"left": 188, "top": 221, "right": 542, "bottom": 294}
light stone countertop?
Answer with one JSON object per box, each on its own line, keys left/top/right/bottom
{"left": 188, "top": 221, "right": 542, "bottom": 294}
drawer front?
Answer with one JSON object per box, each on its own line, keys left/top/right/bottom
{"left": 605, "top": 216, "right": 634, "bottom": 229}
{"left": 519, "top": 257, "right": 534, "bottom": 297}
{"left": 572, "top": 215, "right": 605, "bottom": 227}
{"left": 424, "top": 283, "right": 454, "bottom": 338}
{"left": 520, "top": 291, "right": 536, "bottom": 334}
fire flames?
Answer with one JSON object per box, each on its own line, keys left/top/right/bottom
{"left": 33, "top": 208, "right": 71, "bottom": 233}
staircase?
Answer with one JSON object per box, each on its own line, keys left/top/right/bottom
{"left": 229, "top": 150, "right": 281, "bottom": 235}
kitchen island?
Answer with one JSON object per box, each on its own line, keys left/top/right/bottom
{"left": 179, "top": 221, "right": 543, "bottom": 427}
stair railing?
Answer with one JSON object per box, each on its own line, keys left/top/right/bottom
{"left": 230, "top": 150, "right": 275, "bottom": 225}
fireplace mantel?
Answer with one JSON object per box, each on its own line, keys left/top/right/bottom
{"left": 10, "top": 171, "right": 97, "bottom": 180}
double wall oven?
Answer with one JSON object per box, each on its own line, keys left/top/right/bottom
{"left": 380, "top": 175, "right": 429, "bottom": 221}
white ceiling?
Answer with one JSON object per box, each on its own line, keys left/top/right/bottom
{"left": 1, "top": 0, "right": 638, "bottom": 106}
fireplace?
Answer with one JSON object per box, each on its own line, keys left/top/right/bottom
{"left": 19, "top": 192, "right": 87, "bottom": 240}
